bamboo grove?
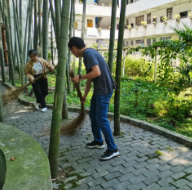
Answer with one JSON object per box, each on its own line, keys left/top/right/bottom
{"left": 0, "top": 0, "right": 128, "bottom": 177}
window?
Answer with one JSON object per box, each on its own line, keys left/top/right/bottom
{"left": 136, "top": 15, "right": 144, "bottom": 26}
{"left": 153, "top": 15, "right": 157, "bottom": 23}
{"left": 135, "top": 40, "right": 141, "bottom": 45}
{"left": 180, "top": 11, "right": 188, "bottom": 19}
{"left": 130, "top": 40, "right": 134, "bottom": 46}
{"left": 161, "top": 36, "right": 171, "bottom": 41}
{"left": 167, "top": 8, "right": 173, "bottom": 19}
{"left": 147, "top": 13, "right": 151, "bottom": 24}
{"left": 147, "top": 39, "right": 151, "bottom": 46}
{"left": 87, "top": 19, "right": 93, "bottom": 27}
{"left": 126, "top": 41, "right": 129, "bottom": 46}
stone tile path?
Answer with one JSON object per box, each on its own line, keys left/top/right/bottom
{"left": 1, "top": 82, "right": 192, "bottom": 190}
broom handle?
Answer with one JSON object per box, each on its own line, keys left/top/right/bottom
{"left": 25, "top": 65, "right": 58, "bottom": 87}
{"left": 69, "top": 70, "right": 83, "bottom": 101}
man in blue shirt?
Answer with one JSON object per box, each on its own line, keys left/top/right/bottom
{"left": 68, "top": 37, "right": 119, "bottom": 161}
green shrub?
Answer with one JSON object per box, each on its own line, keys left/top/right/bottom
{"left": 124, "top": 56, "right": 154, "bottom": 79}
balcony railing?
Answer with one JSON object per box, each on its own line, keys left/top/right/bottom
{"left": 124, "top": 17, "right": 192, "bottom": 39}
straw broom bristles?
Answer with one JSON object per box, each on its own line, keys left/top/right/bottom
{"left": 1, "top": 70, "right": 52, "bottom": 106}
{"left": 41, "top": 70, "right": 86, "bottom": 136}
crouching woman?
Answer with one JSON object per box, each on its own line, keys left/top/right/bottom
{"left": 25, "top": 50, "right": 54, "bottom": 112}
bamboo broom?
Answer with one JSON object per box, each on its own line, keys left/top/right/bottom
{"left": 41, "top": 70, "right": 86, "bottom": 136}
{"left": 1, "top": 68, "right": 54, "bottom": 106}
{"left": 59, "top": 70, "right": 85, "bottom": 135}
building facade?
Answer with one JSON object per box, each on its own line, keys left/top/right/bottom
{"left": 74, "top": 0, "right": 192, "bottom": 47}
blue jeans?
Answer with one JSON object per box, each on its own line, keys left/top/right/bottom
{"left": 89, "top": 91, "right": 117, "bottom": 151}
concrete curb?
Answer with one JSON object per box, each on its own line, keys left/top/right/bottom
{"left": 2, "top": 81, "right": 192, "bottom": 148}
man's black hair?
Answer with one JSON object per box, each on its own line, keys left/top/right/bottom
{"left": 68, "top": 37, "right": 85, "bottom": 50}
{"left": 28, "top": 49, "right": 37, "bottom": 56}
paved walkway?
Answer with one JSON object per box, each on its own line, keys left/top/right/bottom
{"left": 1, "top": 82, "right": 192, "bottom": 190}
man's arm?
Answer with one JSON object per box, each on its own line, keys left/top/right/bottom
{"left": 71, "top": 65, "right": 101, "bottom": 84}
{"left": 84, "top": 79, "right": 92, "bottom": 97}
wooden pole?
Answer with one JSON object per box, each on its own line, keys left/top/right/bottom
{"left": 154, "top": 48, "right": 157, "bottom": 84}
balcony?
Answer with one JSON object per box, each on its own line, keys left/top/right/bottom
{"left": 75, "top": 28, "right": 119, "bottom": 39}
{"left": 124, "top": 17, "right": 192, "bottom": 39}
{"left": 75, "top": 3, "right": 120, "bottom": 17}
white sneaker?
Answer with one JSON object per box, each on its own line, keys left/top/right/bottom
{"left": 41, "top": 107, "right": 47, "bottom": 112}
{"left": 33, "top": 102, "right": 40, "bottom": 109}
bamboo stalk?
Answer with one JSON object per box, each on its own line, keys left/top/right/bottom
{"left": 54, "top": 0, "right": 61, "bottom": 49}
{"left": 108, "top": 0, "right": 117, "bottom": 73}
{"left": 0, "top": 1, "right": 6, "bottom": 82}
{"left": 12, "top": 0, "right": 21, "bottom": 80}
{"left": 78, "top": 0, "right": 86, "bottom": 79}
{"left": 0, "top": 96, "right": 4, "bottom": 122}
{"left": 66, "top": 1, "right": 73, "bottom": 94}
{"left": 4, "top": 0, "right": 15, "bottom": 86}
{"left": 34, "top": 0, "right": 38, "bottom": 51}
{"left": 114, "top": 0, "right": 127, "bottom": 136}
{"left": 48, "top": 0, "right": 70, "bottom": 178}
{"left": 7, "top": 0, "right": 15, "bottom": 70}
{"left": 42, "top": 0, "right": 49, "bottom": 60}
{"left": 26, "top": 0, "right": 34, "bottom": 63}
{"left": 19, "top": 0, "right": 25, "bottom": 85}
{"left": 72, "top": 0, "right": 75, "bottom": 91}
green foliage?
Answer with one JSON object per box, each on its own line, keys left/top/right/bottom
{"left": 124, "top": 56, "right": 154, "bottom": 79}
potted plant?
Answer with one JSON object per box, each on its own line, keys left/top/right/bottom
{"left": 109, "top": 3, "right": 111, "bottom": 6}
{"left": 109, "top": 26, "right": 111, "bottom": 29}
{"left": 127, "top": 25, "right": 132, "bottom": 30}
{"left": 79, "top": 0, "right": 82, "bottom": 3}
{"left": 98, "top": 27, "right": 102, "bottom": 32}
{"left": 174, "top": 14, "right": 181, "bottom": 22}
{"left": 141, "top": 21, "right": 147, "bottom": 28}
{"left": 162, "top": 16, "right": 168, "bottom": 24}
{"left": 94, "top": 2, "right": 97, "bottom": 5}
{"left": 188, "top": 12, "right": 192, "bottom": 19}
{"left": 101, "top": 3, "right": 105, "bottom": 6}
{"left": 153, "top": 21, "right": 157, "bottom": 26}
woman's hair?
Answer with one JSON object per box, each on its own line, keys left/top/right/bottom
{"left": 28, "top": 50, "right": 37, "bottom": 56}
{"left": 68, "top": 37, "right": 85, "bottom": 50}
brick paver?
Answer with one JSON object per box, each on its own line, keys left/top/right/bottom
{"left": 1, "top": 82, "right": 192, "bottom": 190}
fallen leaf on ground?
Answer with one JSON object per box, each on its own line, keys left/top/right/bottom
{"left": 10, "top": 157, "right": 16, "bottom": 161}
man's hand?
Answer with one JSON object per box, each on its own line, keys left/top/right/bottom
{"left": 28, "top": 76, "right": 35, "bottom": 83}
{"left": 81, "top": 95, "right": 86, "bottom": 105}
{"left": 49, "top": 66, "right": 55, "bottom": 72}
{"left": 71, "top": 75, "right": 80, "bottom": 84}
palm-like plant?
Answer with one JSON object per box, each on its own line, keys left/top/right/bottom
{"left": 174, "top": 24, "right": 192, "bottom": 44}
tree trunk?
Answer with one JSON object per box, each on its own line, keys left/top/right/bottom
{"left": 4, "top": 0, "right": 15, "bottom": 86}
{"left": 0, "top": 3, "right": 6, "bottom": 82}
{"left": 114, "top": 0, "right": 126, "bottom": 136}
{"left": 42, "top": 0, "right": 48, "bottom": 60}
{"left": 48, "top": 0, "right": 70, "bottom": 179}
{"left": 108, "top": 0, "right": 117, "bottom": 73}
{"left": 78, "top": 0, "right": 86, "bottom": 79}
